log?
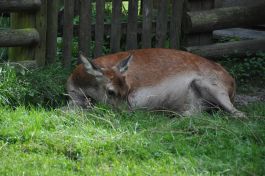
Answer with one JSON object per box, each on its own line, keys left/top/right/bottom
{"left": 213, "top": 28, "right": 265, "bottom": 40}
{"left": 214, "top": 0, "right": 264, "bottom": 8}
{"left": 186, "top": 2, "right": 265, "bottom": 33}
{"left": 0, "top": 28, "right": 39, "bottom": 47}
{"left": 0, "top": 0, "right": 41, "bottom": 12}
{"left": 185, "top": 39, "right": 265, "bottom": 59}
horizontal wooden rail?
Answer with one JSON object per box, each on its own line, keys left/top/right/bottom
{"left": 0, "top": 0, "right": 41, "bottom": 12}
{"left": 58, "top": 21, "right": 169, "bottom": 37}
{"left": 185, "top": 2, "right": 265, "bottom": 33}
{"left": 185, "top": 39, "right": 265, "bottom": 59}
{"left": 0, "top": 28, "right": 39, "bottom": 47}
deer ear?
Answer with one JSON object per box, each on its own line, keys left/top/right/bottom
{"left": 80, "top": 53, "right": 103, "bottom": 77}
{"left": 115, "top": 54, "right": 133, "bottom": 74}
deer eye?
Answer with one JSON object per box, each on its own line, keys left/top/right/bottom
{"left": 107, "top": 89, "right": 116, "bottom": 96}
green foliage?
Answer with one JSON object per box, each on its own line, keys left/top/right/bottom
{"left": 0, "top": 65, "right": 31, "bottom": 107}
{"left": 0, "top": 15, "right": 10, "bottom": 27}
{"left": 0, "top": 103, "right": 265, "bottom": 175}
{"left": 219, "top": 52, "right": 265, "bottom": 90}
{"left": 0, "top": 15, "right": 10, "bottom": 61}
{"left": 215, "top": 36, "right": 241, "bottom": 43}
{"left": 21, "top": 63, "right": 69, "bottom": 107}
{"left": 0, "top": 64, "right": 69, "bottom": 108}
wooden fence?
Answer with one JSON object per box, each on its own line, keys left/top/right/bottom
{"left": 0, "top": 0, "right": 265, "bottom": 68}
{"left": 61, "top": 0, "right": 185, "bottom": 68}
{"left": 54, "top": 0, "right": 265, "bottom": 66}
{"left": 0, "top": 0, "right": 46, "bottom": 66}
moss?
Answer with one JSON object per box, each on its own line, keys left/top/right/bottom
{"left": 8, "top": 12, "right": 36, "bottom": 61}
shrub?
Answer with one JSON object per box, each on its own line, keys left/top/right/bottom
{"left": 0, "top": 65, "right": 31, "bottom": 107}
{"left": 0, "top": 63, "right": 69, "bottom": 108}
{"left": 21, "top": 63, "right": 69, "bottom": 107}
{"left": 219, "top": 52, "right": 265, "bottom": 91}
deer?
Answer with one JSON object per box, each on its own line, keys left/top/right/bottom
{"left": 67, "top": 48, "right": 246, "bottom": 118}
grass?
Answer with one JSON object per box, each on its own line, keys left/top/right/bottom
{"left": 0, "top": 102, "right": 265, "bottom": 175}
{"left": 0, "top": 63, "right": 69, "bottom": 107}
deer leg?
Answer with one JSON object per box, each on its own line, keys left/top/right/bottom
{"left": 194, "top": 79, "right": 246, "bottom": 118}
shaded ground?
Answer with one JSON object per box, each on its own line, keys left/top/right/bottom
{"left": 236, "top": 88, "right": 265, "bottom": 106}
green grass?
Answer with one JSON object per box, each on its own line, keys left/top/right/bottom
{"left": 0, "top": 63, "right": 69, "bottom": 107}
{"left": 0, "top": 103, "right": 264, "bottom": 175}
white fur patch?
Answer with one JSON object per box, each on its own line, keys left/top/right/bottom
{"left": 127, "top": 73, "right": 201, "bottom": 112}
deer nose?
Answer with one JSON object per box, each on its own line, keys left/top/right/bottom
{"left": 106, "top": 83, "right": 117, "bottom": 95}
{"left": 107, "top": 89, "right": 116, "bottom": 96}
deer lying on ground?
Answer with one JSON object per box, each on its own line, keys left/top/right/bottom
{"left": 67, "top": 48, "right": 245, "bottom": 118}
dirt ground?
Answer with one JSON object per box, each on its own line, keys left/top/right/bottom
{"left": 235, "top": 88, "right": 265, "bottom": 106}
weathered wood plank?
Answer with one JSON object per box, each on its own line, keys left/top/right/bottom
{"left": 0, "top": 28, "right": 39, "bottom": 47}
{"left": 94, "top": 0, "right": 105, "bottom": 57}
{"left": 170, "top": 0, "right": 184, "bottom": 49}
{"left": 58, "top": 22, "right": 158, "bottom": 37}
{"left": 62, "top": 0, "right": 74, "bottom": 68}
{"left": 213, "top": 28, "right": 265, "bottom": 40}
{"left": 0, "top": 0, "right": 41, "bottom": 12}
{"left": 185, "top": 39, "right": 265, "bottom": 59}
{"left": 79, "top": 0, "right": 92, "bottom": 59}
{"left": 142, "top": 0, "right": 153, "bottom": 48}
{"left": 35, "top": 0, "right": 47, "bottom": 66}
{"left": 215, "top": 0, "right": 264, "bottom": 8}
{"left": 126, "top": 0, "right": 138, "bottom": 50}
{"left": 155, "top": 0, "right": 169, "bottom": 48}
{"left": 110, "top": 0, "right": 122, "bottom": 53}
{"left": 46, "top": 0, "right": 59, "bottom": 65}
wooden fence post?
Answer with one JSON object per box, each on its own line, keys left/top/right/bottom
{"left": 35, "top": 0, "right": 47, "bottom": 66}
{"left": 170, "top": 0, "right": 184, "bottom": 49}
{"left": 95, "top": 0, "right": 105, "bottom": 57}
{"left": 142, "top": 0, "right": 153, "bottom": 48}
{"left": 46, "top": 0, "right": 59, "bottom": 65}
{"left": 110, "top": 0, "right": 122, "bottom": 53}
{"left": 79, "top": 0, "right": 92, "bottom": 59}
{"left": 126, "top": 0, "right": 138, "bottom": 50}
{"left": 62, "top": 0, "right": 74, "bottom": 68}
{"left": 155, "top": 0, "right": 169, "bottom": 48}
{"left": 8, "top": 12, "right": 36, "bottom": 61}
